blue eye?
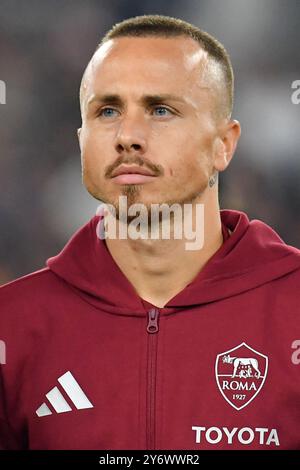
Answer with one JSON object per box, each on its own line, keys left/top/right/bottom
{"left": 153, "top": 106, "right": 172, "bottom": 116}
{"left": 98, "top": 106, "right": 173, "bottom": 118}
{"left": 99, "top": 108, "right": 119, "bottom": 118}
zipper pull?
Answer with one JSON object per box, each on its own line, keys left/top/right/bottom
{"left": 147, "top": 308, "right": 159, "bottom": 334}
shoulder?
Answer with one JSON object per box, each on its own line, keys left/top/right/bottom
{"left": 0, "top": 267, "right": 56, "bottom": 304}
{"left": 0, "top": 267, "right": 65, "bottom": 330}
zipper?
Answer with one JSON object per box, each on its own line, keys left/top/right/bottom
{"left": 146, "top": 308, "right": 159, "bottom": 450}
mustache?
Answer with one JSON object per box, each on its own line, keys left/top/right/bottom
{"left": 105, "top": 155, "right": 164, "bottom": 178}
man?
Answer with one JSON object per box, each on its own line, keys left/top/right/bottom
{"left": 0, "top": 15, "right": 300, "bottom": 450}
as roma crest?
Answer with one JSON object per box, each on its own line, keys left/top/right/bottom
{"left": 215, "top": 342, "right": 268, "bottom": 411}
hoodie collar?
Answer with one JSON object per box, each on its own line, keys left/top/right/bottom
{"left": 47, "top": 210, "right": 300, "bottom": 315}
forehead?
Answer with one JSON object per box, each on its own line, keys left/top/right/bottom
{"left": 83, "top": 36, "right": 211, "bottom": 98}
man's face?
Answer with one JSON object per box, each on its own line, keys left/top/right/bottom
{"left": 78, "top": 36, "right": 226, "bottom": 214}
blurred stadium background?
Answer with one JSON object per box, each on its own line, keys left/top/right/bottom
{"left": 0, "top": 0, "right": 299, "bottom": 284}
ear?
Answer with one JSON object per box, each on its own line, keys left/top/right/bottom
{"left": 213, "top": 119, "right": 241, "bottom": 172}
{"left": 77, "top": 128, "right": 82, "bottom": 147}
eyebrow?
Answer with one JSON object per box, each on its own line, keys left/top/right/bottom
{"left": 87, "top": 93, "right": 186, "bottom": 108}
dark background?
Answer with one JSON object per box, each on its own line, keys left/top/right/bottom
{"left": 0, "top": 0, "right": 299, "bottom": 284}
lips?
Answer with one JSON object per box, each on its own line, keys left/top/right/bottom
{"left": 111, "top": 165, "right": 157, "bottom": 178}
{"left": 110, "top": 164, "right": 158, "bottom": 185}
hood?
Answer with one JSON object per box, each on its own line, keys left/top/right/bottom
{"left": 46, "top": 210, "right": 300, "bottom": 315}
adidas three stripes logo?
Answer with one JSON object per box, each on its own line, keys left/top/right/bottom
{"left": 36, "top": 371, "right": 94, "bottom": 417}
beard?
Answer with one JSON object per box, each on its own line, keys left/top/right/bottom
{"left": 91, "top": 175, "right": 210, "bottom": 228}
{"left": 83, "top": 151, "right": 214, "bottom": 226}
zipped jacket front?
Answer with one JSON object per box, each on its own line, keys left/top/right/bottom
{"left": 0, "top": 210, "right": 300, "bottom": 449}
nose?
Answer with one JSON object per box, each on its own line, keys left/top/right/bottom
{"left": 114, "top": 112, "right": 148, "bottom": 155}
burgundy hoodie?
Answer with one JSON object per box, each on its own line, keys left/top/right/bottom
{"left": 0, "top": 209, "right": 300, "bottom": 450}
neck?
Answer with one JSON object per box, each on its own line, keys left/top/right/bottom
{"left": 105, "top": 192, "right": 223, "bottom": 308}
